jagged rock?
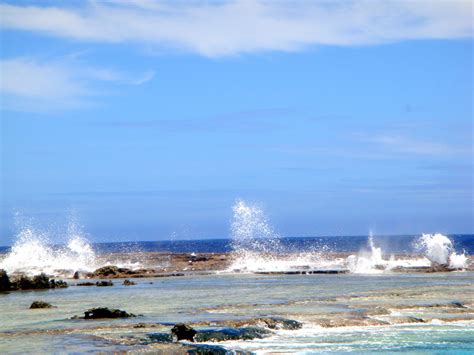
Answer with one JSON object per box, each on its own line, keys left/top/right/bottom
{"left": 91, "top": 266, "right": 138, "bottom": 278}
{"left": 92, "top": 266, "right": 121, "bottom": 277}
{"left": 8, "top": 273, "right": 68, "bottom": 290}
{"left": 171, "top": 323, "right": 197, "bottom": 342}
{"left": 77, "top": 282, "right": 95, "bottom": 286}
{"left": 83, "top": 307, "right": 136, "bottom": 319}
{"left": 0, "top": 269, "right": 10, "bottom": 291}
{"left": 194, "top": 327, "right": 271, "bottom": 342}
{"left": 257, "top": 317, "right": 302, "bottom": 330}
{"left": 96, "top": 280, "right": 113, "bottom": 287}
{"left": 30, "top": 301, "right": 53, "bottom": 309}
{"left": 123, "top": 279, "right": 136, "bottom": 286}
{"left": 73, "top": 271, "right": 80, "bottom": 279}
{"left": 51, "top": 279, "right": 68, "bottom": 288}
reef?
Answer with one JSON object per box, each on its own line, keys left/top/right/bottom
{"left": 0, "top": 270, "right": 68, "bottom": 292}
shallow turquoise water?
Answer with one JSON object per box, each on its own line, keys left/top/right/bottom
{"left": 1, "top": 272, "right": 473, "bottom": 353}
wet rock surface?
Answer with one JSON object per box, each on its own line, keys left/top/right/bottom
{"left": 78, "top": 307, "right": 136, "bottom": 319}
{"left": 193, "top": 317, "right": 302, "bottom": 330}
{"left": 0, "top": 271, "right": 68, "bottom": 291}
{"left": 123, "top": 279, "right": 136, "bottom": 286}
{"left": 96, "top": 280, "right": 113, "bottom": 286}
{"left": 0, "top": 269, "right": 10, "bottom": 291}
{"left": 171, "top": 323, "right": 197, "bottom": 341}
{"left": 30, "top": 301, "right": 54, "bottom": 309}
{"left": 77, "top": 282, "right": 95, "bottom": 286}
{"left": 194, "top": 327, "right": 271, "bottom": 342}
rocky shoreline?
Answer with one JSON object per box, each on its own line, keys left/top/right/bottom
{"left": 1, "top": 251, "right": 473, "bottom": 292}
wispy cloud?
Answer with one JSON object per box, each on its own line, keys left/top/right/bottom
{"left": 368, "top": 134, "right": 470, "bottom": 156}
{"left": 0, "top": 56, "right": 155, "bottom": 112}
{"left": 0, "top": 0, "right": 471, "bottom": 57}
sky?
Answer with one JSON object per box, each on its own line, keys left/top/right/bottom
{"left": 0, "top": 0, "right": 473, "bottom": 245}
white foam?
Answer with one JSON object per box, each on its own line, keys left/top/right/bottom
{"left": 348, "top": 233, "right": 467, "bottom": 273}
{"left": 0, "top": 222, "right": 97, "bottom": 277}
{"left": 415, "top": 233, "right": 467, "bottom": 269}
{"left": 228, "top": 200, "right": 348, "bottom": 273}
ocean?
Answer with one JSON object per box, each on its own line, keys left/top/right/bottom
{"left": 2, "top": 234, "right": 473, "bottom": 255}
{"left": 0, "top": 202, "right": 473, "bottom": 353}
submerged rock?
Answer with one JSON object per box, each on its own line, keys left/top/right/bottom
{"left": 96, "top": 280, "right": 113, "bottom": 287}
{"left": 257, "top": 317, "right": 302, "bottom": 330}
{"left": 123, "top": 279, "right": 136, "bottom": 286}
{"left": 391, "top": 316, "right": 426, "bottom": 324}
{"left": 194, "top": 317, "right": 302, "bottom": 330}
{"left": 194, "top": 327, "right": 271, "bottom": 342}
{"left": 171, "top": 323, "right": 197, "bottom": 342}
{"left": 0, "top": 269, "right": 10, "bottom": 291}
{"left": 316, "top": 316, "right": 389, "bottom": 328}
{"left": 187, "top": 344, "right": 233, "bottom": 354}
{"left": 147, "top": 332, "right": 173, "bottom": 343}
{"left": 30, "top": 301, "right": 53, "bottom": 309}
{"left": 77, "top": 282, "right": 95, "bottom": 286}
{"left": 83, "top": 307, "right": 136, "bottom": 319}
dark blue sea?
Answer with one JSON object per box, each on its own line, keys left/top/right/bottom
{"left": 2, "top": 234, "right": 471, "bottom": 255}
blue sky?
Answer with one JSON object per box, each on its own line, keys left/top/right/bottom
{"left": 0, "top": 1, "right": 473, "bottom": 245}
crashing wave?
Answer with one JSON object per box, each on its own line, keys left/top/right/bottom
{"left": 0, "top": 221, "right": 97, "bottom": 277}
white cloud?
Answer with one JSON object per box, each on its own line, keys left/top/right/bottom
{"left": 0, "top": 57, "right": 155, "bottom": 112}
{"left": 0, "top": 0, "right": 472, "bottom": 57}
{"left": 369, "top": 134, "right": 468, "bottom": 156}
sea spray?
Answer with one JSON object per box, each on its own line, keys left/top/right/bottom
{"left": 229, "top": 200, "right": 282, "bottom": 272}
{"left": 414, "top": 233, "right": 467, "bottom": 269}
{"left": 228, "top": 200, "right": 341, "bottom": 272}
{"left": 347, "top": 233, "right": 467, "bottom": 273}
{"left": 0, "top": 221, "right": 98, "bottom": 277}
{"left": 346, "top": 235, "right": 389, "bottom": 273}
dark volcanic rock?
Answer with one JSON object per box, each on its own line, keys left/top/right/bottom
{"left": 20, "top": 274, "right": 49, "bottom": 289}
{"left": 171, "top": 323, "right": 197, "bottom": 342}
{"left": 83, "top": 307, "right": 136, "bottom": 319}
{"left": 30, "top": 301, "right": 53, "bottom": 309}
{"left": 8, "top": 273, "right": 68, "bottom": 291}
{"left": 51, "top": 279, "right": 68, "bottom": 288}
{"left": 96, "top": 280, "right": 114, "bottom": 287}
{"left": 194, "top": 327, "right": 271, "bottom": 342}
{"left": 91, "top": 266, "right": 140, "bottom": 278}
{"left": 0, "top": 269, "right": 10, "bottom": 291}
{"left": 77, "top": 282, "right": 95, "bottom": 286}
{"left": 92, "top": 266, "right": 121, "bottom": 277}
{"left": 187, "top": 344, "right": 232, "bottom": 354}
{"left": 73, "top": 271, "right": 80, "bottom": 279}
{"left": 123, "top": 279, "right": 136, "bottom": 286}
